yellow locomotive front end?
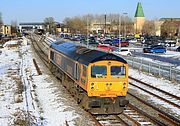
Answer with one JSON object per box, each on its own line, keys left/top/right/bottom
{"left": 87, "top": 60, "right": 129, "bottom": 114}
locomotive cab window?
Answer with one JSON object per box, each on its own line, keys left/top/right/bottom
{"left": 111, "top": 66, "right": 126, "bottom": 78}
{"left": 91, "top": 66, "right": 107, "bottom": 78}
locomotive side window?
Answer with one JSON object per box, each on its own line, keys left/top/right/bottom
{"left": 50, "top": 51, "right": 55, "bottom": 61}
{"left": 56, "top": 54, "right": 61, "bottom": 66}
{"left": 82, "top": 65, "right": 87, "bottom": 77}
{"left": 91, "top": 66, "right": 107, "bottom": 78}
{"left": 111, "top": 66, "right": 126, "bottom": 78}
{"left": 74, "top": 63, "right": 80, "bottom": 80}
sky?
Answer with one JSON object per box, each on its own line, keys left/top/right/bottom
{"left": 0, "top": 0, "right": 180, "bottom": 24}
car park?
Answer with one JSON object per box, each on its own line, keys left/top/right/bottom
{"left": 113, "top": 48, "right": 132, "bottom": 56}
{"left": 143, "top": 45, "right": 166, "bottom": 53}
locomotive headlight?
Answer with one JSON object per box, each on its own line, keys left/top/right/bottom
{"left": 123, "top": 83, "right": 126, "bottom": 89}
{"left": 108, "top": 61, "right": 111, "bottom": 66}
{"left": 91, "top": 83, "right": 94, "bottom": 90}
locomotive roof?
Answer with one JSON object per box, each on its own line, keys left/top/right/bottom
{"left": 50, "top": 40, "right": 127, "bottom": 65}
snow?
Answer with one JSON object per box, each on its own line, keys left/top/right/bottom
{"left": 0, "top": 41, "right": 22, "bottom": 126}
{"left": 0, "top": 38, "right": 95, "bottom": 126}
{"left": 3, "top": 40, "right": 19, "bottom": 47}
{"left": 163, "top": 50, "right": 180, "bottom": 58}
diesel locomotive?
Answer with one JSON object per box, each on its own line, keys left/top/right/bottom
{"left": 48, "top": 41, "right": 129, "bottom": 114}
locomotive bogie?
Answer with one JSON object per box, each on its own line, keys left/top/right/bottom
{"left": 88, "top": 96, "right": 129, "bottom": 114}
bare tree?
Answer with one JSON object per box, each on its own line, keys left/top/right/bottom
{"left": 44, "top": 17, "right": 56, "bottom": 34}
{"left": 0, "top": 13, "right": 3, "bottom": 34}
{"left": 63, "top": 13, "right": 134, "bottom": 35}
{"left": 63, "top": 17, "right": 86, "bottom": 34}
{"left": 0, "top": 12, "right": 3, "bottom": 27}
{"left": 142, "top": 20, "right": 156, "bottom": 36}
{"left": 11, "top": 20, "right": 18, "bottom": 34}
{"left": 161, "top": 20, "right": 180, "bottom": 38}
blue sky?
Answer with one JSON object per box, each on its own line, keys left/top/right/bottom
{"left": 0, "top": 0, "right": 180, "bottom": 24}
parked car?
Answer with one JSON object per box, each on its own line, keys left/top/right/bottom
{"left": 164, "top": 38, "right": 176, "bottom": 47}
{"left": 80, "top": 37, "right": 99, "bottom": 47}
{"left": 113, "top": 48, "right": 132, "bottom": 56}
{"left": 176, "top": 46, "right": 180, "bottom": 52}
{"left": 143, "top": 45, "right": 166, "bottom": 53}
{"left": 112, "top": 39, "right": 129, "bottom": 47}
{"left": 129, "top": 38, "right": 138, "bottom": 43}
{"left": 102, "top": 39, "right": 113, "bottom": 46}
{"left": 97, "top": 44, "right": 115, "bottom": 51}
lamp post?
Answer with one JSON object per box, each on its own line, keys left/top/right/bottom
{"left": 123, "top": 13, "right": 128, "bottom": 38}
{"left": 87, "top": 16, "right": 89, "bottom": 47}
{"left": 105, "top": 14, "right": 107, "bottom": 35}
{"left": 119, "top": 14, "right": 121, "bottom": 52}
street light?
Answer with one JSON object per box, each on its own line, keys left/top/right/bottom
{"left": 87, "top": 16, "right": 89, "bottom": 47}
{"left": 105, "top": 14, "right": 107, "bottom": 35}
{"left": 119, "top": 14, "right": 122, "bottom": 52}
{"left": 123, "top": 13, "right": 128, "bottom": 38}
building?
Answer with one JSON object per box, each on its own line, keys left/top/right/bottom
{"left": 159, "top": 18, "right": 180, "bottom": 38}
{"left": 134, "top": 2, "right": 145, "bottom": 34}
{"left": 56, "top": 23, "right": 70, "bottom": 33}
{"left": 90, "top": 21, "right": 111, "bottom": 34}
{"left": 1, "top": 25, "right": 11, "bottom": 35}
{"left": 154, "top": 20, "right": 164, "bottom": 36}
{"left": 19, "top": 22, "right": 44, "bottom": 32}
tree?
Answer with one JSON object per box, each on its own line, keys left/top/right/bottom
{"left": 162, "top": 21, "right": 180, "bottom": 38}
{"left": 44, "top": 17, "right": 56, "bottom": 34}
{"left": 63, "top": 17, "right": 86, "bottom": 34}
{"left": 0, "top": 12, "right": 3, "bottom": 27}
{"left": 11, "top": 20, "right": 18, "bottom": 34}
{"left": 142, "top": 20, "right": 156, "bottom": 36}
{"left": 62, "top": 14, "right": 134, "bottom": 35}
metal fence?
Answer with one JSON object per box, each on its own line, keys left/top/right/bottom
{"left": 124, "top": 56, "right": 180, "bottom": 83}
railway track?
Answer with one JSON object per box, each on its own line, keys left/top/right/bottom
{"left": 128, "top": 76, "right": 180, "bottom": 125}
{"left": 91, "top": 102, "right": 166, "bottom": 126}
{"left": 29, "top": 34, "right": 180, "bottom": 126}
{"left": 128, "top": 92, "right": 180, "bottom": 126}
{"left": 123, "top": 103, "right": 167, "bottom": 126}
{"left": 28, "top": 34, "right": 49, "bottom": 66}
{"left": 129, "top": 76, "right": 180, "bottom": 109}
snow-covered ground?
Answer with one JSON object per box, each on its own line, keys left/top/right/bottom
{"left": 0, "top": 38, "right": 95, "bottom": 126}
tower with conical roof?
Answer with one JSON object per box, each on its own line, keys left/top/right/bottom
{"left": 134, "top": 2, "right": 145, "bottom": 34}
